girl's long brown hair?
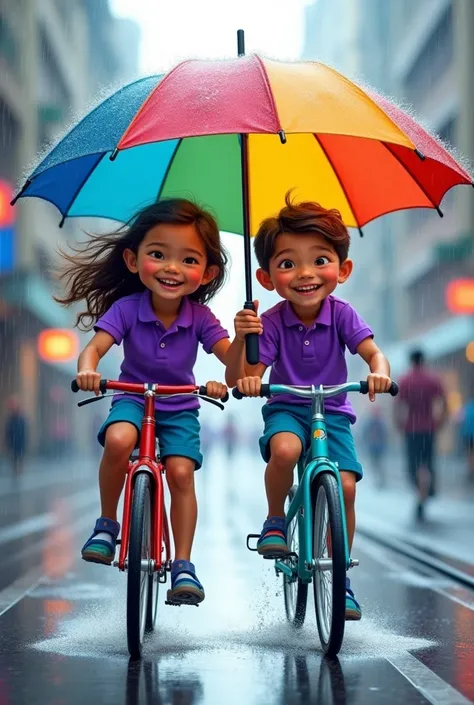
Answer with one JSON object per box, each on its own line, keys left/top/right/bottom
{"left": 55, "top": 199, "right": 228, "bottom": 330}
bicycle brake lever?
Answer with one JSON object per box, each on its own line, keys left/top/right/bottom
{"left": 194, "top": 394, "right": 225, "bottom": 410}
{"left": 77, "top": 392, "right": 124, "bottom": 407}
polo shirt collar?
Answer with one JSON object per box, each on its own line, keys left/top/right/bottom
{"left": 282, "top": 297, "right": 331, "bottom": 328}
{"left": 138, "top": 290, "right": 193, "bottom": 328}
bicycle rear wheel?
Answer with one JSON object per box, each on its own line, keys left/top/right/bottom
{"left": 283, "top": 486, "right": 308, "bottom": 627}
{"left": 312, "top": 472, "right": 346, "bottom": 656}
{"left": 127, "top": 472, "right": 152, "bottom": 659}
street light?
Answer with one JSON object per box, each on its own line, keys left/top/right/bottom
{"left": 37, "top": 329, "right": 79, "bottom": 363}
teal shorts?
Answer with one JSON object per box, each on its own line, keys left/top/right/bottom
{"left": 98, "top": 399, "right": 202, "bottom": 469}
{"left": 260, "top": 403, "right": 362, "bottom": 480}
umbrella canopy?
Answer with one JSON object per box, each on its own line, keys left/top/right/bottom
{"left": 16, "top": 55, "right": 472, "bottom": 234}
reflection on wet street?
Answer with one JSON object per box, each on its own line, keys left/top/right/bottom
{"left": 0, "top": 450, "right": 472, "bottom": 704}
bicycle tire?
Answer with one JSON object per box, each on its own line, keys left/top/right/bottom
{"left": 283, "top": 486, "right": 308, "bottom": 628}
{"left": 312, "top": 472, "right": 346, "bottom": 656}
{"left": 127, "top": 472, "right": 152, "bottom": 659}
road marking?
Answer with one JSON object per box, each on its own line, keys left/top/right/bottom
{"left": 0, "top": 503, "right": 100, "bottom": 620}
{"left": 0, "top": 566, "right": 44, "bottom": 617}
{"left": 387, "top": 652, "right": 471, "bottom": 705}
{"left": 0, "top": 488, "right": 97, "bottom": 547}
{"left": 357, "top": 535, "right": 474, "bottom": 613}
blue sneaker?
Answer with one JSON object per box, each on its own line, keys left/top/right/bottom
{"left": 81, "top": 517, "right": 120, "bottom": 565}
{"left": 345, "top": 577, "right": 361, "bottom": 620}
{"left": 166, "top": 560, "right": 205, "bottom": 605}
{"left": 257, "top": 516, "right": 289, "bottom": 558}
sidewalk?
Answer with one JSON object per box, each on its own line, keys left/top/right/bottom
{"left": 357, "top": 451, "right": 474, "bottom": 568}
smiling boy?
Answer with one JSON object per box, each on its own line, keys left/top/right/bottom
{"left": 225, "top": 194, "right": 392, "bottom": 620}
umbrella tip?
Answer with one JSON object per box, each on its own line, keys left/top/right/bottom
{"left": 10, "top": 178, "right": 31, "bottom": 205}
{"left": 436, "top": 207, "right": 444, "bottom": 218}
{"left": 110, "top": 148, "right": 119, "bottom": 162}
{"left": 415, "top": 148, "right": 425, "bottom": 161}
{"left": 237, "top": 29, "right": 245, "bottom": 57}
{"left": 359, "top": 228, "right": 364, "bottom": 238}
{"left": 279, "top": 130, "right": 286, "bottom": 145}
{"left": 59, "top": 215, "right": 66, "bottom": 228}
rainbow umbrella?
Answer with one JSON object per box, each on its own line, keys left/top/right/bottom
{"left": 13, "top": 38, "right": 472, "bottom": 362}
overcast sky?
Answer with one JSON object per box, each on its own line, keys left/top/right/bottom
{"left": 110, "top": 0, "right": 311, "bottom": 74}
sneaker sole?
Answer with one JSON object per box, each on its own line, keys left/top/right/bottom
{"left": 345, "top": 609, "right": 362, "bottom": 621}
{"left": 82, "top": 551, "right": 113, "bottom": 566}
{"left": 257, "top": 544, "right": 289, "bottom": 558}
{"left": 166, "top": 587, "right": 204, "bottom": 606}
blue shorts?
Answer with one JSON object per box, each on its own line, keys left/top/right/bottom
{"left": 98, "top": 399, "right": 202, "bottom": 469}
{"left": 259, "top": 403, "right": 362, "bottom": 480}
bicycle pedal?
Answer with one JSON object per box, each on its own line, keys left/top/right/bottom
{"left": 246, "top": 533, "right": 260, "bottom": 552}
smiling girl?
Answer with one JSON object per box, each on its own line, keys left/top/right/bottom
{"left": 56, "top": 199, "right": 230, "bottom": 605}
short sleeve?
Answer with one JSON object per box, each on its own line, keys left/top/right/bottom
{"left": 337, "top": 303, "right": 373, "bottom": 355}
{"left": 259, "top": 314, "right": 280, "bottom": 366}
{"left": 94, "top": 301, "right": 128, "bottom": 345}
{"left": 199, "top": 307, "right": 229, "bottom": 354}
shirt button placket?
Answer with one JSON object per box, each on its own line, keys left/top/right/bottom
{"left": 302, "top": 329, "right": 314, "bottom": 359}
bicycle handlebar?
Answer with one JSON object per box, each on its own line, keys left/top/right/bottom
{"left": 71, "top": 379, "right": 229, "bottom": 408}
{"left": 232, "top": 380, "right": 399, "bottom": 400}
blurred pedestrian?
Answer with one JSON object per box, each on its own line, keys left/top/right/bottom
{"left": 459, "top": 395, "right": 474, "bottom": 481}
{"left": 222, "top": 414, "right": 239, "bottom": 461}
{"left": 4, "top": 395, "right": 28, "bottom": 478}
{"left": 394, "top": 349, "right": 448, "bottom": 520}
{"left": 361, "top": 406, "right": 388, "bottom": 488}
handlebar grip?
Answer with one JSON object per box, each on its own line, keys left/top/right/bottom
{"left": 232, "top": 384, "right": 272, "bottom": 400}
{"left": 198, "top": 385, "right": 229, "bottom": 402}
{"left": 71, "top": 379, "right": 107, "bottom": 394}
{"left": 359, "top": 380, "right": 399, "bottom": 396}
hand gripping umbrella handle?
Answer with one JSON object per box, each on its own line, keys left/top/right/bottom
{"left": 244, "top": 301, "right": 259, "bottom": 365}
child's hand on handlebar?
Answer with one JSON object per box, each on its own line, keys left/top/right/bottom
{"left": 234, "top": 300, "right": 263, "bottom": 341}
{"left": 366, "top": 373, "right": 392, "bottom": 402}
{"left": 76, "top": 369, "right": 102, "bottom": 395}
{"left": 236, "top": 376, "right": 262, "bottom": 397}
{"left": 205, "top": 381, "right": 228, "bottom": 399}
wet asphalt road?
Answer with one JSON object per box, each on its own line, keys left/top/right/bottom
{"left": 0, "top": 450, "right": 473, "bottom": 704}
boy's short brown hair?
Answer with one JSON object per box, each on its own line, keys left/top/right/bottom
{"left": 254, "top": 192, "right": 350, "bottom": 272}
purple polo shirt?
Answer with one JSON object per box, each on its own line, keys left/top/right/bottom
{"left": 94, "top": 290, "right": 229, "bottom": 411}
{"left": 259, "top": 296, "right": 373, "bottom": 422}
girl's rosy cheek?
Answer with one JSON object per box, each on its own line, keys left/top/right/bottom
{"left": 142, "top": 260, "right": 159, "bottom": 275}
{"left": 187, "top": 269, "right": 205, "bottom": 286}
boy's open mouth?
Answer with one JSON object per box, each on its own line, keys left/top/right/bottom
{"left": 157, "top": 278, "right": 183, "bottom": 289}
{"left": 293, "top": 284, "right": 321, "bottom": 294}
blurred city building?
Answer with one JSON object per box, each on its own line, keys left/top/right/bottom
{"left": 0, "top": 0, "right": 140, "bottom": 455}
{"left": 302, "top": 0, "right": 474, "bottom": 432}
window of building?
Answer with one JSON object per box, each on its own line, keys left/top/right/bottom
{"left": 0, "top": 11, "right": 17, "bottom": 73}
{"left": 405, "top": 5, "right": 453, "bottom": 105}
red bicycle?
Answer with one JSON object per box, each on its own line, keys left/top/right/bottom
{"left": 71, "top": 378, "right": 228, "bottom": 659}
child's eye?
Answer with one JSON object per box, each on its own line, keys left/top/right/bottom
{"left": 149, "top": 250, "right": 163, "bottom": 259}
{"left": 183, "top": 257, "right": 199, "bottom": 265}
{"left": 315, "top": 256, "right": 330, "bottom": 266}
{"left": 278, "top": 259, "right": 295, "bottom": 270}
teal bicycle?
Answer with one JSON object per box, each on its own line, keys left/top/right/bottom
{"left": 233, "top": 380, "right": 398, "bottom": 656}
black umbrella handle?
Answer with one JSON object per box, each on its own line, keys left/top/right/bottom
{"left": 244, "top": 301, "right": 259, "bottom": 365}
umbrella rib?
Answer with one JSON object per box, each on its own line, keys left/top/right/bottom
{"left": 312, "top": 134, "right": 363, "bottom": 235}
{"left": 254, "top": 55, "right": 283, "bottom": 133}
{"left": 155, "top": 139, "right": 182, "bottom": 202}
{"left": 58, "top": 153, "right": 107, "bottom": 228}
{"left": 382, "top": 142, "right": 443, "bottom": 216}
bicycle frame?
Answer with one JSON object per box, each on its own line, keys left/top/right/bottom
{"left": 273, "top": 384, "right": 359, "bottom": 582}
{"left": 95, "top": 381, "right": 198, "bottom": 573}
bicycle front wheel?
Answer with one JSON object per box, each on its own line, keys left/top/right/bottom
{"left": 127, "top": 472, "right": 152, "bottom": 659}
{"left": 145, "top": 572, "right": 159, "bottom": 633}
{"left": 283, "top": 486, "right": 308, "bottom": 628}
{"left": 312, "top": 472, "right": 346, "bottom": 656}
